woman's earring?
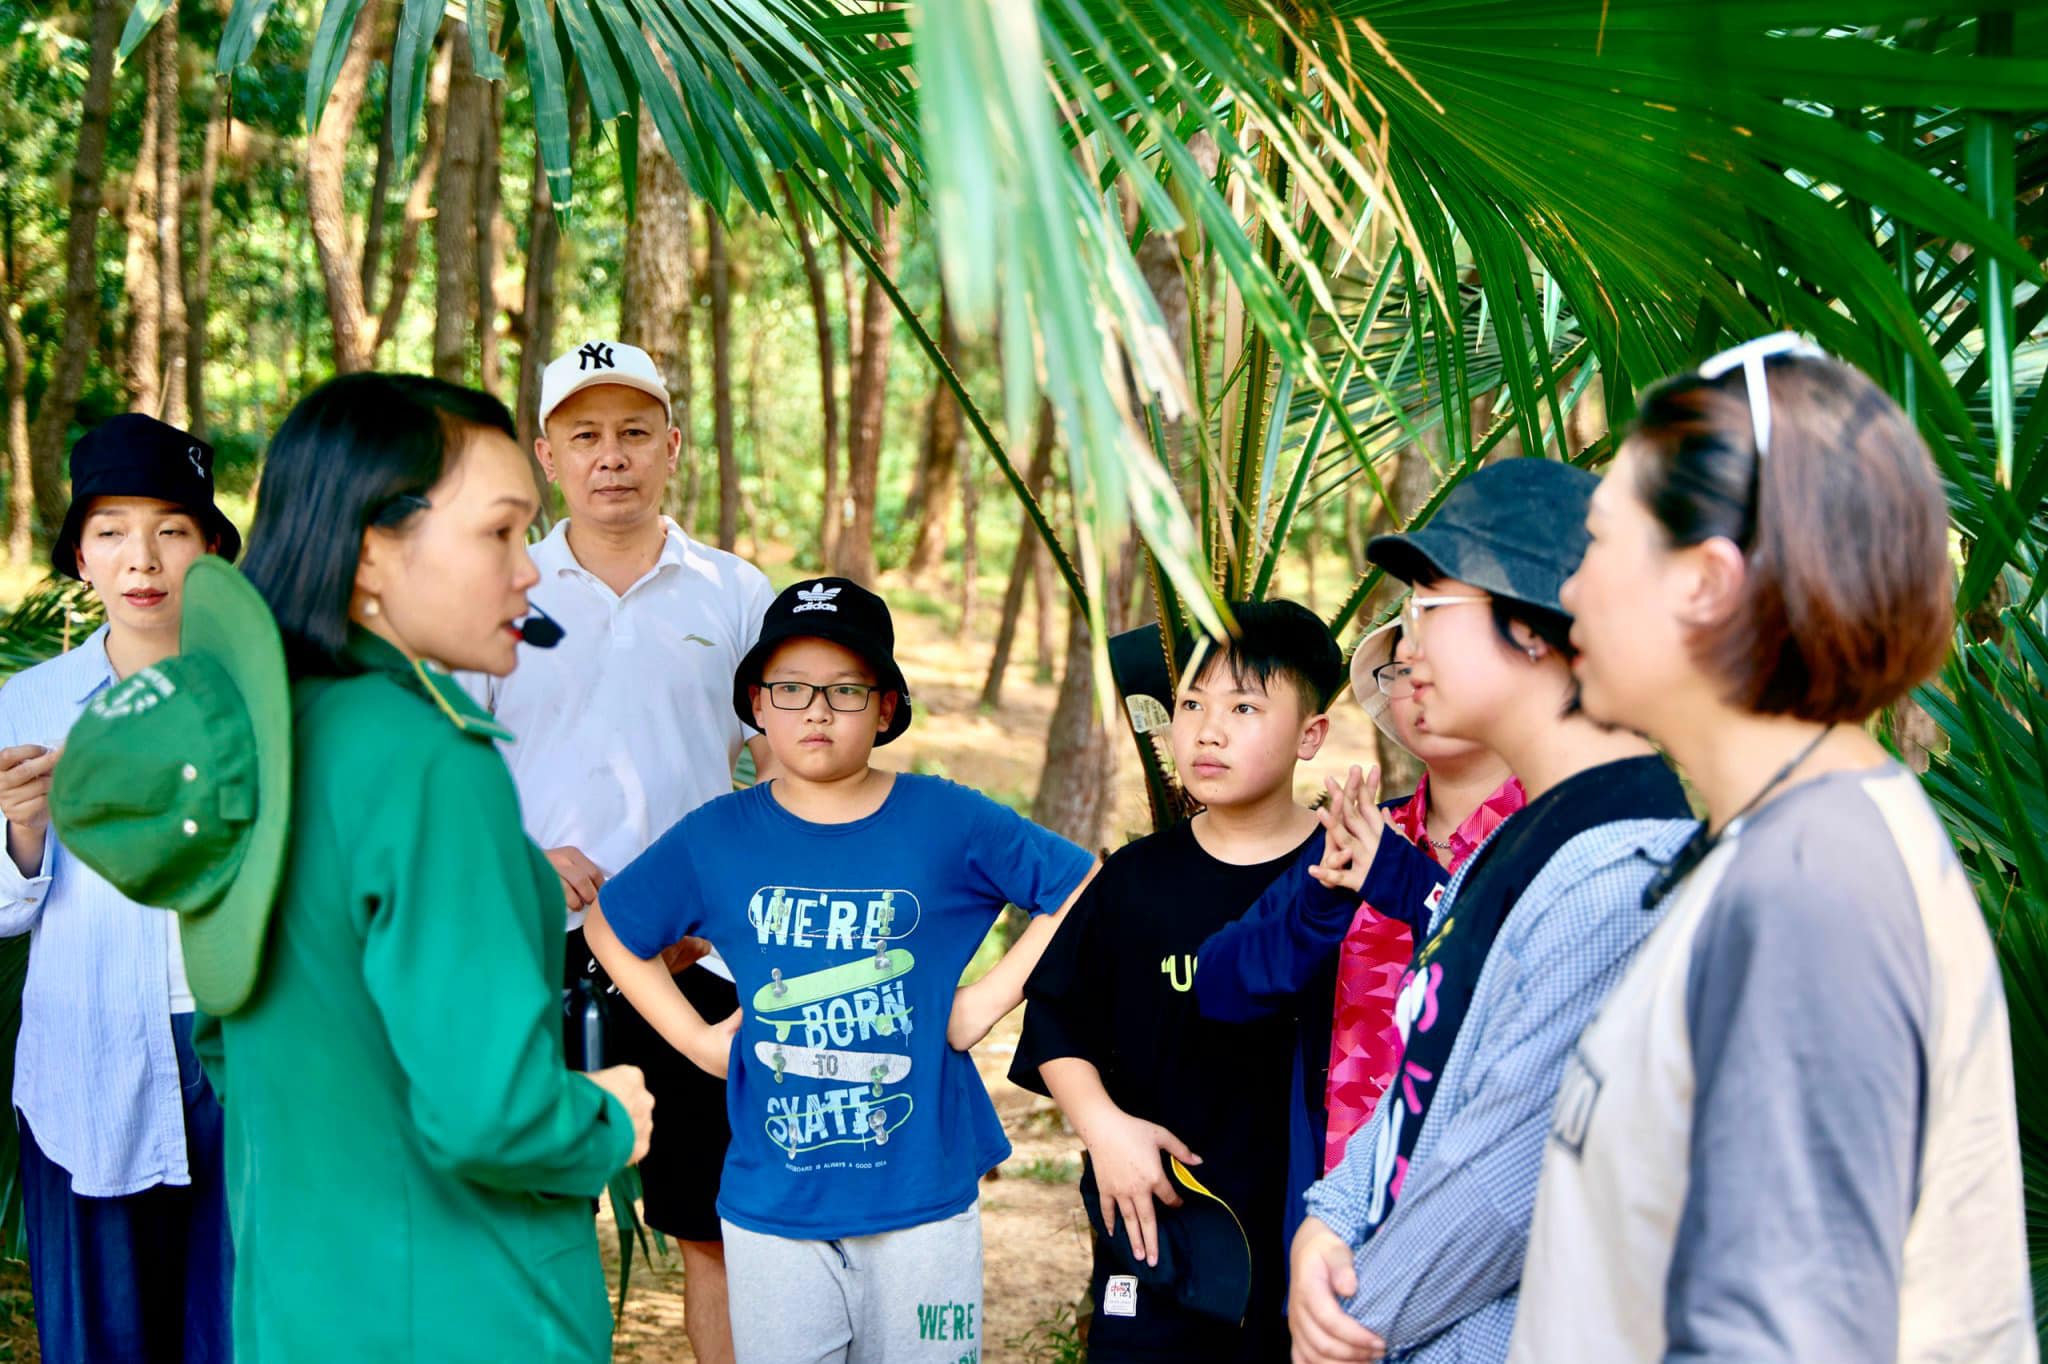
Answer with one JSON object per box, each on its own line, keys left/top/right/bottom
{"left": 363, "top": 597, "right": 381, "bottom": 618}
{"left": 1526, "top": 645, "right": 1541, "bottom": 661}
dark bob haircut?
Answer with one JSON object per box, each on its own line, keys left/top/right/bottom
{"left": 1177, "top": 598, "right": 1345, "bottom": 716}
{"left": 1626, "top": 353, "right": 1951, "bottom": 723}
{"left": 241, "top": 373, "right": 520, "bottom": 677}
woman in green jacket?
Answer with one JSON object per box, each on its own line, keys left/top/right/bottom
{"left": 221, "top": 374, "right": 654, "bottom": 1359}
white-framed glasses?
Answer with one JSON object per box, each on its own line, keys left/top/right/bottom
{"left": 1403, "top": 593, "right": 1492, "bottom": 637}
{"left": 1696, "top": 331, "right": 1826, "bottom": 459}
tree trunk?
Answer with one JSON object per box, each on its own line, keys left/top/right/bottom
{"left": 619, "top": 90, "right": 691, "bottom": 507}
{"left": 841, "top": 190, "right": 898, "bottom": 586}
{"left": 185, "top": 54, "right": 225, "bottom": 439}
{"left": 515, "top": 82, "right": 586, "bottom": 457}
{"left": 707, "top": 210, "right": 736, "bottom": 550}
{"left": 302, "top": 0, "right": 381, "bottom": 372}
{"left": 832, "top": 216, "right": 859, "bottom": 564}
{"left": 123, "top": 32, "right": 163, "bottom": 415}
{"left": 905, "top": 295, "right": 962, "bottom": 579}
{"left": 780, "top": 176, "right": 838, "bottom": 572}
{"left": 373, "top": 42, "right": 453, "bottom": 360}
{"left": 954, "top": 441, "right": 977, "bottom": 637}
{"left": 432, "top": 23, "right": 486, "bottom": 383}
{"left": 1367, "top": 445, "right": 1432, "bottom": 794}
{"left": 154, "top": 0, "right": 190, "bottom": 428}
{"left": 475, "top": 78, "right": 504, "bottom": 396}
{"left": 31, "top": 0, "right": 124, "bottom": 528}
{"left": 1032, "top": 499, "right": 1058, "bottom": 682}
{"left": 978, "top": 402, "right": 1056, "bottom": 709}
{"left": 2, "top": 212, "right": 33, "bottom": 564}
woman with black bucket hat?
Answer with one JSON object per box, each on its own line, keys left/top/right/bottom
{"left": 1510, "top": 339, "right": 2030, "bottom": 1361}
{"left": 1279, "top": 457, "right": 1696, "bottom": 1364}
{"left": 0, "top": 413, "right": 237, "bottom": 1361}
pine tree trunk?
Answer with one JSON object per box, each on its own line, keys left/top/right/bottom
{"left": 475, "top": 79, "right": 503, "bottom": 396}
{"left": 360, "top": 108, "right": 397, "bottom": 307}
{"left": 371, "top": 42, "right": 452, "bottom": 358}
{"left": 841, "top": 190, "right": 898, "bottom": 586}
{"left": 905, "top": 295, "right": 961, "bottom": 579}
{"left": 2, "top": 219, "right": 33, "bottom": 564}
{"left": 620, "top": 102, "right": 692, "bottom": 516}
{"left": 515, "top": 82, "right": 586, "bottom": 458}
{"left": 154, "top": 0, "right": 190, "bottom": 428}
{"left": 832, "top": 217, "right": 860, "bottom": 565}
{"left": 302, "top": 0, "right": 380, "bottom": 373}
{"left": 1032, "top": 516, "right": 1057, "bottom": 684}
{"left": 781, "top": 176, "right": 838, "bottom": 572}
{"left": 955, "top": 441, "right": 977, "bottom": 638}
{"left": 432, "top": 23, "right": 486, "bottom": 383}
{"left": 185, "top": 54, "right": 225, "bottom": 439}
{"left": 123, "top": 37, "right": 163, "bottom": 415}
{"left": 978, "top": 402, "right": 1055, "bottom": 709}
{"left": 708, "top": 210, "right": 737, "bottom": 551}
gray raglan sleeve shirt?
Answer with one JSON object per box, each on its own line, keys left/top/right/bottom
{"left": 1666, "top": 796, "right": 1932, "bottom": 1364}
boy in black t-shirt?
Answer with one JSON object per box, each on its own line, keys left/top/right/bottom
{"left": 1011, "top": 600, "right": 1345, "bottom": 1363}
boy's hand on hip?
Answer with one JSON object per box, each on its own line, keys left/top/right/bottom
{"left": 684, "top": 1008, "right": 742, "bottom": 1079}
{"left": 945, "top": 978, "right": 1004, "bottom": 1052}
{"left": 1086, "top": 1108, "right": 1200, "bottom": 1270}
{"left": 545, "top": 845, "right": 606, "bottom": 912}
{"left": 1288, "top": 1217, "right": 1385, "bottom": 1363}
{"left": 587, "top": 1064, "right": 655, "bottom": 1165}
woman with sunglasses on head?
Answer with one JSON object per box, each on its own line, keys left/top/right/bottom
{"left": 1274, "top": 457, "right": 1696, "bottom": 1364}
{"left": 1193, "top": 623, "right": 1522, "bottom": 1264}
{"left": 1508, "top": 338, "right": 2031, "bottom": 1363}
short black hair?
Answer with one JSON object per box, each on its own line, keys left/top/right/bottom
{"left": 1177, "top": 598, "right": 1344, "bottom": 716}
{"left": 242, "top": 373, "right": 520, "bottom": 677}
{"left": 1490, "top": 598, "right": 1575, "bottom": 662}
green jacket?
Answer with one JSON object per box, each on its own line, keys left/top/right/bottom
{"left": 198, "top": 632, "right": 633, "bottom": 1361}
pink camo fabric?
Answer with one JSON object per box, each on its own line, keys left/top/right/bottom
{"left": 1321, "top": 773, "right": 1527, "bottom": 1174}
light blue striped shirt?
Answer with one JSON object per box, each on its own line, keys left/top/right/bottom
{"left": 0, "top": 626, "right": 195, "bottom": 1196}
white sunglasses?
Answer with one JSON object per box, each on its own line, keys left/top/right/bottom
{"left": 1695, "top": 331, "right": 1827, "bottom": 459}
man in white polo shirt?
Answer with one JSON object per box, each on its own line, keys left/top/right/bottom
{"left": 469, "top": 338, "right": 773, "bottom": 1364}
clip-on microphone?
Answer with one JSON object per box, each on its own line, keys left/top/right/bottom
{"left": 516, "top": 603, "right": 566, "bottom": 649}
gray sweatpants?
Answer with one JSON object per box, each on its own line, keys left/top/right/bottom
{"left": 722, "top": 1204, "right": 985, "bottom": 1364}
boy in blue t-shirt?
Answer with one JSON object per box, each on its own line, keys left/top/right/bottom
{"left": 587, "top": 576, "right": 1096, "bottom": 1364}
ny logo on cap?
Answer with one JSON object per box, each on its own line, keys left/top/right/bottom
{"left": 577, "top": 342, "right": 616, "bottom": 371}
{"left": 793, "top": 582, "right": 841, "bottom": 614}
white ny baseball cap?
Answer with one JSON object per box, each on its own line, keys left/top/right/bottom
{"left": 538, "top": 340, "right": 672, "bottom": 431}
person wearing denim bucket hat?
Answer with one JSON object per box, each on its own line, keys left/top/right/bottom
{"left": 0, "top": 414, "right": 241, "bottom": 1362}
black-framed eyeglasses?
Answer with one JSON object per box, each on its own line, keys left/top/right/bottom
{"left": 763, "top": 681, "right": 879, "bottom": 713}
{"left": 1372, "top": 661, "right": 1414, "bottom": 700}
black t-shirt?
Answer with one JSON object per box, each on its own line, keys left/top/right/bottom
{"left": 1359, "top": 753, "right": 1689, "bottom": 1237}
{"left": 1011, "top": 819, "right": 1307, "bottom": 1359}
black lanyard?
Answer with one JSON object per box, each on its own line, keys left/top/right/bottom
{"left": 1641, "top": 726, "right": 1835, "bottom": 911}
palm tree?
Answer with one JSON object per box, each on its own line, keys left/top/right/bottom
{"left": 73, "top": 0, "right": 2048, "bottom": 1334}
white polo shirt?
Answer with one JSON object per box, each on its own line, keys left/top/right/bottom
{"left": 464, "top": 517, "right": 775, "bottom": 965}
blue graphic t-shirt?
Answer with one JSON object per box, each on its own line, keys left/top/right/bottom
{"left": 600, "top": 773, "right": 1094, "bottom": 1240}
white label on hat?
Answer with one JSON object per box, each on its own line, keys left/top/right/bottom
{"left": 793, "top": 582, "right": 841, "bottom": 613}
{"left": 93, "top": 666, "right": 176, "bottom": 718}
{"left": 1103, "top": 1275, "right": 1138, "bottom": 1318}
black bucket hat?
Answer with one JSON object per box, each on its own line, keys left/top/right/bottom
{"left": 1366, "top": 458, "right": 1599, "bottom": 618}
{"left": 1080, "top": 1153, "right": 1253, "bottom": 1325}
{"left": 731, "top": 577, "right": 913, "bottom": 745}
{"left": 53, "top": 413, "right": 241, "bottom": 580}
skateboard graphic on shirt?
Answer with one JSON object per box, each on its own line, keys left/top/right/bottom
{"left": 753, "top": 950, "right": 916, "bottom": 1042}
{"left": 764, "top": 1091, "right": 914, "bottom": 1157}
{"left": 757, "top": 1042, "right": 912, "bottom": 1095}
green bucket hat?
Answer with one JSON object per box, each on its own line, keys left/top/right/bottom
{"left": 50, "top": 555, "right": 291, "bottom": 1015}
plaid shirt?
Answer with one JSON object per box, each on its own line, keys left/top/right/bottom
{"left": 1303, "top": 814, "right": 1697, "bottom": 1362}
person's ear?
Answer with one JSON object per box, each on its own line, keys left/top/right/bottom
{"left": 875, "top": 691, "right": 899, "bottom": 735}
{"left": 1297, "top": 710, "right": 1331, "bottom": 761}
{"left": 1678, "top": 537, "right": 1747, "bottom": 631}
{"left": 665, "top": 424, "right": 682, "bottom": 477}
{"left": 748, "top": 681, "right": 769, "bottom": 729}
{"left": 355, "top": 525, "right": 394, "bottom": 606}
{"left": 534, "top": 436, "right": 559, "bottom": 483}
{"left": 1505, "top": 618, "right": 1553, "bottom": 664}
